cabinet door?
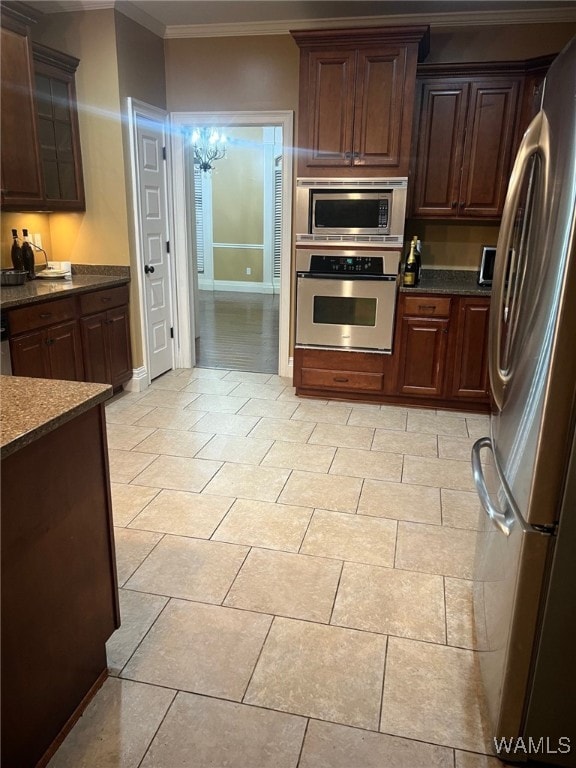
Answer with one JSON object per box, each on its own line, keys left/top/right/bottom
{"left": 10, "top": 330, "right": 50, "bottom": 378}
{"left": 0, "top": 23, "right": 43, "bottom": 209}
{"left": 411, "top": 80, "right": 469, "bottom": 217}
{"left": 46, "top": 320, "right": 83, "bottom": 381}
{"left": 459, "top": 78, "right": 521, "bottom": 217}
{"left": 80, "top": 312, "right": 109, "bottom": 384}
{"left": 353, "top": 46, "right": 413, "bottom": 172}
{"left": 106, "top": 306, "right": 132, "bottom": 388}
{"left": 299, "top": 49, "right": 356, "bottom": 169}
{"left": 396, "top": 316, "right": 449, "bottom": 397}
{"left": 451, "top": 298, "right": 490, "bottom": 400}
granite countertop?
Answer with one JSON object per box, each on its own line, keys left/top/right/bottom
{"left": 1, "top": 274, "right": 130, "bottom": 310}
{"left": 1, "top": 376, "right": 112, "bottom": 458}
{"left": 400, "top": 269, "right": 491, "bottom": 296}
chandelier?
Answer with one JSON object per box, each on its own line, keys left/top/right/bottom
{"left": 191, "top": 127, "right": 227, "bottom": 172}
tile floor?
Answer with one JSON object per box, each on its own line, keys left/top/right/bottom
{"left": 47, "top": 367, "right": 509, "bottom": 768}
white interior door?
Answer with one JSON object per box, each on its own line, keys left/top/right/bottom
{"left": 130, "top": 100, "right": 174, "bottom": 381}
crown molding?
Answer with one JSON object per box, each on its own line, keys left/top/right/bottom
{"left": 163, "top": 8, "right": 576, "bottom": 39}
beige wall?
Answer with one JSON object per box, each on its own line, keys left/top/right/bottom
{"left": 1, "top": 214, "right": 52, "bottom": 270}
{"left": 406, "top": 219, "right": 500, "bottom": 270}
{"left": 214, "top": 247, "right": 264, "bottom": 282}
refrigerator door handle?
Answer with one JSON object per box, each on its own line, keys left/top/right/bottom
{"left": 489, "top": 111, "right": 549, "bottom": 410}
{"left": 472, "top": 437, "right": 514, "bottom": 536}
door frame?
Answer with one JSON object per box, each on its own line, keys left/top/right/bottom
{"left": 170, "top": 110, "right": 294, "bottom": 376}
{"left": 127, "top": 97, "right": 176, "bottom": 388}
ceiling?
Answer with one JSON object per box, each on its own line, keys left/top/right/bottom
{"left": 26, "top": 0, "right": 576, "bottom": 38}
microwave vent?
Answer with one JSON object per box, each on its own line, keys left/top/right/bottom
{"left": 296, "top": 233, "right": 403, "bottom": 245}
{"left": 297, "top": 177, "right": 407, "bottom": 189}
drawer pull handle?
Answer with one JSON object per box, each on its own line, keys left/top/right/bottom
{"left": 333, "top": 377, "right": 349, "bottom": 383}
{"left": 101, "top": 297, "right": 112, "bottom": 303}
{"left": 418, "top": 305, "right": 437, "bottom": 311}
{"left": 39, "top": 312, "right": 52, "bottom": 318}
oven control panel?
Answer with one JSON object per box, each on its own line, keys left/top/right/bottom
{"left": 309, "top": 255, "right": 384, "bottom": 275}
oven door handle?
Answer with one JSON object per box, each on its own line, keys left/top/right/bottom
{"left": 296, "top": 273, "right": 396, "bottom": 281}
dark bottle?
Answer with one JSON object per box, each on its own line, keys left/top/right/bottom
{"left": 414, "top": 236, "right": 422, "bottom": 285}
{"left": 10, "top": 229, "right": 24, "bottom": 271}
{"left": 21, "top": 229, "right": 35, "bottom": 279}
{"left": 403, "top": 239, "right": 417, "bottom": 287}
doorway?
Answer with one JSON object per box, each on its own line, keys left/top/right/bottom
{"left": 170, "top": 111, "right": 293, "bottom": 378}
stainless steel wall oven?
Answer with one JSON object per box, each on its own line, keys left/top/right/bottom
{"left": 295, "top": 248, "right": 400, "bottom": 352}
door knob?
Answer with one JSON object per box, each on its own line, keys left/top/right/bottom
{"left": 144, "top": 264, "right": 155, "bottom": 274}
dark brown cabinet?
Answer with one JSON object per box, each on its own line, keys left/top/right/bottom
{"left": 0, "top": 3, "right": 85, "bottom": 212}
{"left": 292, "top": 27, "right": 429, "bottom": 178}
{"left": 411, "top": 65, "right": 522, "bottom": 219}
{"left": 11, "top": 320, "right": 83, "bottom": 381}
{"left": 450, "top": 297, "right": 490, "bottom": 400}
{"left": 294, "top": 347, "right": 393, "bottom": 398}
{"left": 79, "top": 285, "right": 132, "bottom": 389}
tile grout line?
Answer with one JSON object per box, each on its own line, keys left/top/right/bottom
{"left": 377, "top": 635, "right": 389, "bottom": 734}
{"left": 295, "top": 718, "right": 311, "bottom": 768}
{"left": 134, "top": 684, "right": 179, "bottom": 768}
{"left": 327, "top": 559, "right": 345, "bottom": 626}
{"left": 240, "top": 614, "right": 277, "bottom": 705}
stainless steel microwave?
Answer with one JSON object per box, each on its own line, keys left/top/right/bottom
{"left": 295, "top": 177, "right": 408, "bottom": 247}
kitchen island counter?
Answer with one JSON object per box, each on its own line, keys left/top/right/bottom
{"left": 400, "top": 268, "right": 491, "bottom": 296}
{"left": 0, "top": 273, "right": 129, "bottom": 310}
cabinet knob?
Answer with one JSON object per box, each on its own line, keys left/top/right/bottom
{"left": 451, "top": 201, "right": 458, "bottom": 208}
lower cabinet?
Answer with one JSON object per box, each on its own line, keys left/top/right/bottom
{"left": 293, "top": 292, "right": 491, "bottom": 410}
{"left": 11, "top": 320, "right": 83, "bottom": 381}
{"left": 80, "top": 306, "right": 132, "bottom": 389}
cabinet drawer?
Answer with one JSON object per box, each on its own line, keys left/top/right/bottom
{"left": 301, "top": 368, "right": 383, "bottom": 392}
{"left": 403, "top": 296, "right": 451, "bottom": 317}
{"left": 9, "top": 297, "right": 76, "bottom": 335}
{"left": 79, "top": 285, "right": 129, "bottom": 316}
{"left": 300, "top": 349, "right": 383, "bottom": 373}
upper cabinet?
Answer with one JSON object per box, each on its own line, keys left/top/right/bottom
{"left": 410, "top": 63, "right": 523, "bottom": 219}
{"left": 292, "top": 27, "right": 430, "bottom": 178}
{"left": 1, "top": 3, "right": 85, "bottom": 212}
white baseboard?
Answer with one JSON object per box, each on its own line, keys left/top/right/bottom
{"left": 198, "top": 279, "right": 275, "bottom": 294}
{"left": 124, "top": 366, "right": 149, "bottom": 392}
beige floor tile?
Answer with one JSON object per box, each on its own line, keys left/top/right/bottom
{"left": 106, "top": 589, "right": 168, "bottom": 674}
{"left": 113, "top": 528, "right": 163, "bottom": 587}
{"left": 130, "top": 455, "right": 222, "bottom": 492}
{"left": 300, "top": 509, "right": 397, "bottom": 567}
{"left": 212, "top": 498, "right": 312, "bottom": 552}
{"left": 131, "top": 429, "right": 212, "bottom": 458}
{"left": 230, "top": 382, "right": 286, "bottom": 400}
{"left": 186, "top": 393, "right": 250, "bottom": 413}
{"left": 380, "top": 637, "right": 492, "bottom": 752}
{"left": 121, "top": 599, "right": 271, "bottom": 700}
{"left": 395, "top": 522, "right": 479, "bottom": 579}
{"left": 245, "top": 617, "right": 387, "bottom": 729}
{"left": 129, "top": 489, "right": 234, "bottom": 538}
{"left": 141, "top": 692, "right": 306, "bottom": 768}
{"left": 261, "top": 441, "right": 336, "bottom": 473}
{"left": 108, "top": 449, "right": 158, "bottom": 483}
{"left": 203, "top": 463, "right": 291, "bottom": 502}
{"left": 332, "top": 562, "right": 446, "bottom": 642}
{"left": 106, "top": 423, "right": 157, "bottom": 451}
{"left": 188, "top": 367, "right": 230, "bottom": 380}
{"left": 348, "top": 407, "right": 407, "bottom": 431}
{"left": 291, "top": 402, "right": 351, "bottom": 425}
{"left": 309, "top": 422, "right": 374, "bottom": 449}
{"left": 111, "top": 483, "right": 161, "bottom": 527}
{"left": 466, "top": 417, "right": 490, "bottom": 441}
{"left": 359, "top": 479, "right": 441, "bottom": 524}
{"left": 105, "top": 403, "right": 156, "bottom": 425}
{"left": 439, "top": 435, "right": 477, "bottom": 461}
{"left": 372, "top": 428, "right": 438, "bottom": 456}
{"left": 407, "top": 411, "right": 469, "bottom": 436}
{"left": 183, "top": 378, "right": 240, "bottom": 395}
{"left": 47, "top": 677, "right": 175, "bottom": 768}
{"left": 107, "top": 391, "right": 147, "bottom": 408}
{"left": 224, "top": 370, "right": 276, "bottom": 384}
{"left": 442, "top": 489, "right": 485, "bottom": 530}
{"left": 134, "top": 406, "right": 207, "bottom": 431}
{"left": 279, "top": 471, "right": 362, "bottom": 513}
{"left": 445, "top": 578, "right": 488, "bottom": 650}
{"left": 403, "top": 455, "right": 476, "bottom": 491}
{"left": 455, "top": 751, "right": 514, "bottom": 768}
{"left": 197, "top": 434, "right": 274, "bottom": 464}
{"left": 248, "top": 417, "right": 315, "bottom": 443}
{"left": 125, "top": 535, "right": 248, "bottom": 603}
{"left": 137, "top": 389, "right": 201, "bottom": 409}
{"left": 329, "top": 447, "right": 403, "bottom": 481}
{"left": 238, "top": 399, "right": 299, "bottom": 419}
{"left": 300, "top": 719, "right": 454, "bottom": 768}
{"left": 191, "top": 411, "right": 260, "bottom": 436}
{"left": 148, "top": 376, "right": 189, "bottom": 391}
{"left": 225, "top": 548, "right": 341, "bottom": 622}
{"left": 266, "top": 375, "right": 293, "bottom": 388}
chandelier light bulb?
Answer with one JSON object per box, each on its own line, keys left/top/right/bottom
{"left": 191, "top": 127, "right": 227, "bottom": 172}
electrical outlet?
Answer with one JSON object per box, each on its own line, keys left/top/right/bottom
{"left": 246, "top": 267, "right": 251, "bottom": 275}
{"left": 32, "top": 233, "right": 43, "bottom": 249}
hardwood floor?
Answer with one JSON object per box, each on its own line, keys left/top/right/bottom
{"left": 195, "top": 290, "right": 279, "bottom": 373}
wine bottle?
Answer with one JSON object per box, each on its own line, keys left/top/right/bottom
{"left": 10, "top": 229, "right": 24, "bottom": 272}
{"left": 414, "top": 236, "right": 422, "bottom": 285}
{"left": 403, "top": 239, "right": 417, "bottom": 287}
{"left": 21, "top": 229, "right": 35, "bottom": 279}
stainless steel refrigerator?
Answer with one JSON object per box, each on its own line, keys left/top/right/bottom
{"left": 471, "top": 35, "right": 576, "bottom": 766}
